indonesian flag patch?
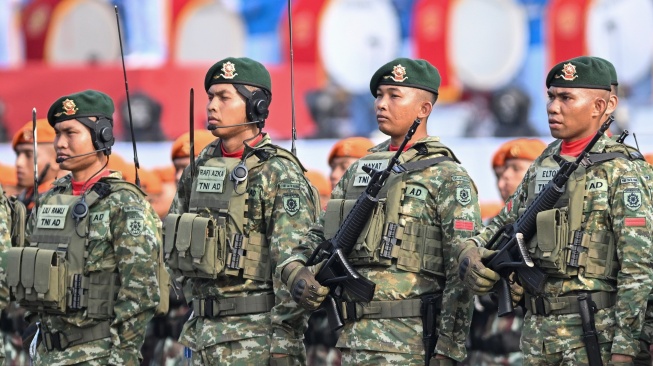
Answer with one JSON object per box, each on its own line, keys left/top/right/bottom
{"left": 624, "top": 217, "right": 646, "bottom": 227}
{"left": 454, "top": 219, "right": 474, "bottom": 231}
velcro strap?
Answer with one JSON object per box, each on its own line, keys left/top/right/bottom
{"left": 34, "top": 250, "right": 56, "bottom": 297}
{"left": 525, "top": 291, "right": 616, "bottom": 316}
{"left": 7, "top": 248, "right": 23, "bottom": 288}
{"left": 341, "top": 298, "right": 425, "bottom": 321}
{"left": 190, "top": 217, "right": 213, "bottom": 262}
{"left": 163, "top": 214, "right": 181, "bottom": 259}
{"left": 193, "top": 293, "right": 275, "bottom": 317}
{"left": 176, "top": 213, "right": 196, "bottom": 256}
{"left": 43, "top": 321, "right": 111, "bottom": 351}
{"left": 21, "top": 247, "right": 38, "bottom": 290}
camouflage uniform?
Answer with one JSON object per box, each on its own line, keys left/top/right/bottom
{"left": 21, "top": 171, "right": 161, "bottom": 365}
{"left": 286, "top": 137, "right": 479, "bottom": 365}
{"left": 0, "top": 185, "right": 12, "bottom": 365}
{"left": 470, "top": 136, "right": 653, "bottom": 364}
{"left": 168, "top": 134, "right": 319, "bottom": 365}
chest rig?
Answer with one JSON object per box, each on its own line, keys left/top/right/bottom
{"left": 323, "top": 142, "right": 455, "bottom": 278}
{"left": 165, "top": 144, "right": 300, "bottom": 283}
{"left": 524, "top": 143, "right": 642, "bottom": 281}
{"left": 7, "top": 182, "right": 123, "bottom": 318}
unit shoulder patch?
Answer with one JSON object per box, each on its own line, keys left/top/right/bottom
{"left": 624, "top": 188, "right": 642, "bottom": 211}
{"left": 283, "top": 194, "right": 300, "bottom": 216}
{"left": 456, "top": 187, "right": 472, "bottom": 206}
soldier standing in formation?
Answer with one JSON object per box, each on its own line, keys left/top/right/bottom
{"left": 13, "top": 89, "right": 162, "bottom": 365}
{"left": 13, "top": 119, "right": 65, "bottom": 214}
{"left": 457, "top": 56, "right": 653, "bottom": 365}
{"left": 166, "top": 57, "right": 319, "bottom": 365}
{"left": 279, "top": 58, "right": 479, "bottom": 365}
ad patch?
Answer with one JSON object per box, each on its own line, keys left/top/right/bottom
{"left": 405, "top": 184, "right": 427, "bottom": 200}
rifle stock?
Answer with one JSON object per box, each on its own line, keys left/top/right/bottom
{"left": 483, "top": 117, "right": 613, "bottom": 316}
{"left": 306, "top": 119, "right": 422, "bottom": 330}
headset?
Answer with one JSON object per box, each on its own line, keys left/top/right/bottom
{"left": 234, "top": 85, "right": 270, "bottom": 128}
{"left": 78, "top": 116, "right": 115, "bottom": 154}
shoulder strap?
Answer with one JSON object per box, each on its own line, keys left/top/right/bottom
{"left": 393, "top": 156, "right": 454, "bottom": 174}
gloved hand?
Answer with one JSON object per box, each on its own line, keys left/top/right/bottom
{"left": 509, "top": 274, "right": 524, "bottom": 306}
{"left": 458, "top": 242, "right": 500, "bottom": 294}
{"left": 281, "top": 261, "right": 330, "bottom": 311}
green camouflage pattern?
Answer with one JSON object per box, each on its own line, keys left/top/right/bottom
{"left": 25, "top": 171, "right": 161, "bottom": 366}
{"left": 471, "top": 135, "right": 653, "bottom": 359}
{"left": 0, "top": 186, "right": 12, "bottom": 364}
{"left": 169, "top": 133, "right": 318, "bottom": 362}
{"left": 287, "top": 137, "right": 479, "bottom": 362}
{"left": 340, "top": 348, "right": 423, "bottom": 365}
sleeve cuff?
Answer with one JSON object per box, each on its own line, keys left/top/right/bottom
{"left": 269, "top": 335, "right": 305, "bottom": 356}
{"left": 435, "top": 335, "right": 467, "bottom": 362}
{"left": 610, "top": 336, "right": 639, "bottom": 358}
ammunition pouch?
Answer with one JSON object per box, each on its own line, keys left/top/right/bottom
{"left": 524, "top": 291, "right": 616, "bottom": 316}
{"left": 42, "top": 321, "right": 111, "bottom": 351}
{"left": 165, "top": 213, "right": 223, "bottom": 279}
{"left": 8, "top": 248, "right": 67, "bottom": 314}
{"left": 192, "top": 293, "right": 275, "bottom": 318}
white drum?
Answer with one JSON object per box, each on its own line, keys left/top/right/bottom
{"left": 587, "top": 0, "right": 653, "bottom": 85}
{"left": 319, "top": 0, "right": 400, "bottom": 94}
{"left": 449, "top": 0, "right": 529, "bottom": 91}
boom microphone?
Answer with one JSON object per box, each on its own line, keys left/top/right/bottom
{"left": 207, "top": 120, "right": 260, "bottom": 130}
{"left": 56, "top": 149, "right": 107, "bottom": 163}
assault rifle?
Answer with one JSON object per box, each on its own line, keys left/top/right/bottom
{"left": 484, "top": 117, "right": 614, "bottom": 316}
{"left": 306, "top": 118, "right": 421, "bottom": 330}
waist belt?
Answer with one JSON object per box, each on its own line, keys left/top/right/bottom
{"left": 193, "top": 293, "right": 275, "bottom": 318}
{"left": 341, "top": 298, "right": 429, "bottom": 322}
{"left": 42, "top": 321, "right": 111, "bottom": 352}
{"left": 525, "top": 291, "right": 616, "bottom": 316}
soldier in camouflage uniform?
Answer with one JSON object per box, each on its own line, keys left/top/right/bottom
{"left": 593, "top": 56, "right": 653, "bottom": 366}
{"left": 166, "top": 57, "right": 319, "bottom": 365}
{"left": 0, "top": 184, "right": 13, "bottom": 365}
{"left": 457, "top": 56, "right": 653, "bottom": 365}
{"left": 279, "top": 58, "right": 479, "bottom": 366}
{"left": 13, "top": 89, "right": 162, "bottom": 365}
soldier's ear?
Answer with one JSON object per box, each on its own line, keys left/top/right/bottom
{"left": 417, "top": 99, "right": 433, "bottom": 119}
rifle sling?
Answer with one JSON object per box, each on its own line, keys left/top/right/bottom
{"left": 393, "top": 156, "right": 454, "bottom": 174}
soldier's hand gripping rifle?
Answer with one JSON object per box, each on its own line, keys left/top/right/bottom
{"left": 306, "top": 118, "right": 421, "bottom": 330}
{"left": 484, "top": 116, "right": 614, "bottom": 317}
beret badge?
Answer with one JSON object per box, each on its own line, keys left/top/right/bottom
{"left": 54, "top": 98, "right": 78, "bottom": 117}
{"left": 555, "top": 63, "right": 578, "bottom": 81}
{"left": 215, "top": 61, "right": 238, "bottom": 80}
{"left": 384, "top": 64, "right": 408, "bottom": 82}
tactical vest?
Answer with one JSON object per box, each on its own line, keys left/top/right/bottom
{"left": 524, "top": 142, "right": 641, "bottom": 280}
{"left": 165, "top": 143, "right": 312, "bottom": 283}
{"left": 323, "top": 142, "right": 457, "bottom": 278}
{"left": 0, "top": 184, "right": 26, "bottom": 248}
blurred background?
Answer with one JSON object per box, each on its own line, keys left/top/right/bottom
{"left": 1, "top": 0, "right": 653, "bottom": 204}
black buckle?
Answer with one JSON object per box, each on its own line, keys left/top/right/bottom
{"left": 203, "top": 297, "right": 216, "bottom": 317}
{"left": 534, "top": 296, "right": 549, "bottom": 316}
{"left": 44, "top": 331, "right": 68, "bottom": 351}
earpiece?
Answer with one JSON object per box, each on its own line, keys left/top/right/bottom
{"left": 246, "top": 89, "right": 269, "bottom": 126}
{"left": 78, "top": 116, "right": 115, "bottom": 155}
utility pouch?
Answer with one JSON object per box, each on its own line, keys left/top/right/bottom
{"left": 8, "top": 248, "right": 67, "bottom": 314}
{"left": 530, "top": 208, "right": 571, "bottom": 277}
{"left": 166, "top": 213, "right": 222, "bottom": 279}
{"left": 86, "top": 272, "right": 119, "bottom": 319}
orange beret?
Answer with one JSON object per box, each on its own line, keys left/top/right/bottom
{"left": 12, "top": 119, "right": 56, "bottom": 150}
{"left": 305, "top": 170, "right": 331, "bottom": 197}
{"left": 328, "top": 137, "right": 375, "bottom": 165}
{"left": 139, "top": 168, "right": 163, "bottom": 195}
{"left": 0, "top": 164, "right": 17, "bottom": 187}
{"left": 108, "top": 154, "right": 137, "bottom": 183}
{"left": 645, "top": 153, "right": 653, "bottom": 165}
{"left": 171, "top": 130, "right": 216, "bottom": 160}
{"left": 152, "top": 165, "right": 176, "bottom": 183}
{"left": 492, "top": 138, "right": 547, "bottom": 168}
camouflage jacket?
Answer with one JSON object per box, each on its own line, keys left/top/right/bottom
{"left": 471, "top": 135, "right": 653, "bottom": 357}
{"left": 0, "top": 185, "right": 12, "bottom": 311}
{"left": 169, "top": 134, "right": 319, "bottom": 357}
{"left": 286, "top": 137, "right": 479, "bottom": 361}
{"left": 25, "top": 171, "right": 161, "bottom": 366}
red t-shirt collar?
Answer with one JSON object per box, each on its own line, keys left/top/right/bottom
{"left": 220, "top": 134, "right": 263, "bottom": 159}
{"left": 389, "top": 143, "right": 412, "bottom": 152}
{"left": 560, "top": 134, "right": 594, "bottom": 157}
{"left": 71, "top": 169, "right": 111, "bottom": 196}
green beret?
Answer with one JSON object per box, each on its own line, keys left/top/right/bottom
{"left": 590, "top": 56, "right": 618, "bottom": 86}
{"left": 369, "top": 58, "right": 441, "bottom": 97}
{"left": 204, "top": 57, "right": 272, "bottom": 94}
{"left": 546, "top": 56, "right": 611, "bottom": 91}
{"left": 47, "top": 90, "right": 114, "bottom": 127}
